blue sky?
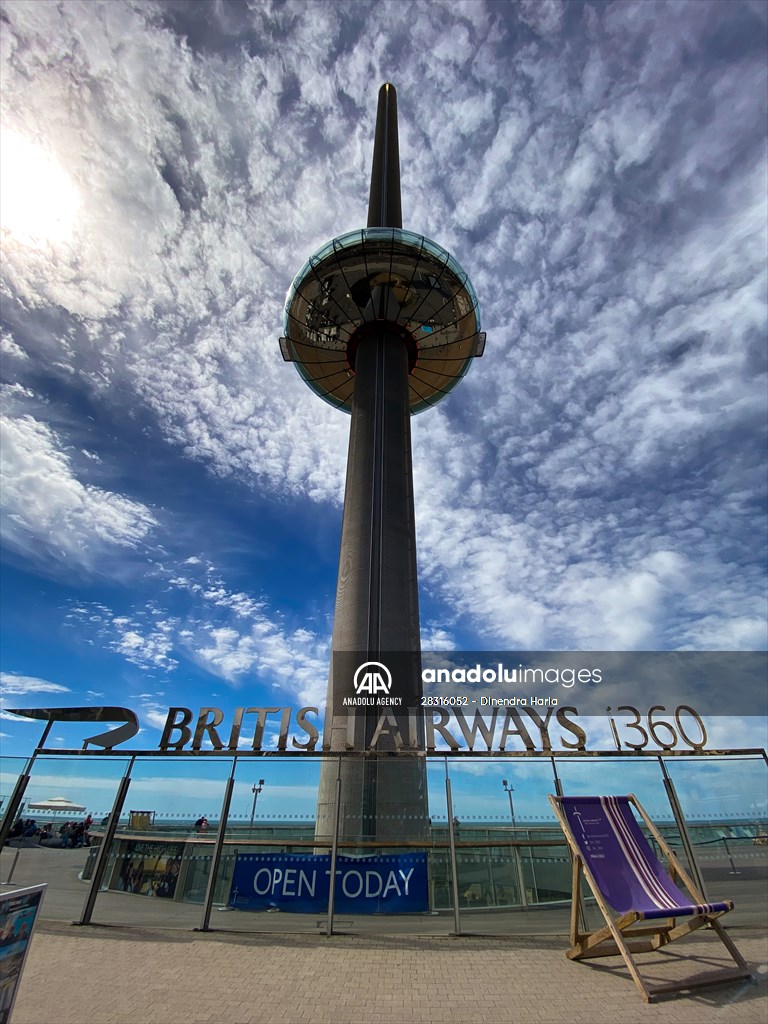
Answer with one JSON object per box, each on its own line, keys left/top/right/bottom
{"left": 1, "top": 0, "right": 767, "bottom": 815}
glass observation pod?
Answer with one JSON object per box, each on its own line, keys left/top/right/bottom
{"left": 279, "top": 228, "right": 486, "bottom": 414}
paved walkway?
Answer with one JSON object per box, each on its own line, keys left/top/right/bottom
{"left": 11, "top": 922, "right": 768, "bottom": 1024}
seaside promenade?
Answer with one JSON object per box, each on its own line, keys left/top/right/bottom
{"left": 3, "top": 841, "right": 767, "bottom": 1023}
{"left": 9, "top": 919, "right": 768, "bottom": 1024}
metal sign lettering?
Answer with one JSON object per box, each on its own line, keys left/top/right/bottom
{"left": 7, "top": 704, "right": 711, "bottom": 753}
{"left": 6, "top": 706, "right": 139, "bottom": 749}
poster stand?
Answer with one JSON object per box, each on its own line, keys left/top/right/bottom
{"left": 0, "top": 883, "right": 47, "bottom": 1023}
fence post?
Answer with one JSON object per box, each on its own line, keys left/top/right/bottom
{"left": 445, "top": 759, "right": 462, "bottom": 936}
{"left": 198, "top": 758, "right": 237, "bottom": 931}
{"left": 659, "top": 756, "right": 709, "bottom": 899}
{"left": 78, "top": 756, "right": 135, "bottom": 925}
{"left": 326, "top": 756, "right": 342, "bottom": 937}
{"left": 551, "top": 755, "right": 587, "bottom": 931}
{"left": 723, "top": 836, "right": 741, "bottom": 875}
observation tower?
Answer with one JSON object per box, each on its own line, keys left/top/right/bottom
{"left": 280, "top": 84, "right": 485, "bottom": 841}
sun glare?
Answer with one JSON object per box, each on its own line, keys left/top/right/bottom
{"left": 0, "top": 128, "right": 80, "bottom": 247}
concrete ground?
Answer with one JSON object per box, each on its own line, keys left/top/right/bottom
{"left": 9, "top": 920, "right": 768, "bottom": 1024}
{"left": 3, "top": 841, "right": 767, "bottom": 1023}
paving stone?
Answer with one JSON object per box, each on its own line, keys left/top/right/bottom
{"left": 8, "top": 924, "right": 767, "bottom": 1024}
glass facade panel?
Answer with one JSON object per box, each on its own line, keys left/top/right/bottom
{"left": 0, "top": 755, "right": 31, "bottom": 886}
{"left": 0, "top": 755, "right": 27, "bottom": 816}
{"left": 441, "top": 757, "right": 570, "bottom": 935}
{"left": 197, "top": 756, "right": 459, "bottom": 936}
{"left": 208, "top": 757, "right": 327, "bottom": 935}
{"left": 87, "top": 756, "right": 234, "bottom": 929}
{"left": 662, "top": 754, "right": 768, "bottom": 929}
{"left": 315, "top": 758, "right": 451, "bottom": 933}
{"left": 0, "top": 755, "right": 129, "bottom": 920}
{"left": 333, "top": 229, "right": 365, "bottom": 251}
{"left": 552, "top": 756, "right": 671, "bottom": 818}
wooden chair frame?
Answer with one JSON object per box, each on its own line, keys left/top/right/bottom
{"left": 549, "top": 793, "right": 751, "bottom": 1003}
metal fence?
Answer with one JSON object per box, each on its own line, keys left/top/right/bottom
{"left": 1, "top": 749, "right": 766, "bottom": 937}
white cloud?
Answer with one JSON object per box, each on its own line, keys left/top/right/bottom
{"left": 421, "top": 626, "right": 456, "bottom": 651}
{"left": 517, "top": 0, "right": 565, "bottom": 37}
{"left": 112, "top": 623, "right": 177, "bottom": 671}
{"left": 195, "top": 621, "right": 328, "bottom": 706}
{"left": 137, "top": 701, "right": 173, "bottom": 731}
{"left": 66, "top": 556, "right": 330, "bottom": 705}
{"left": 0, "top": 672, "right": 71, "bottom": 695}
{"left": 0, "top": 673, "right": 71, "bottom": 724}
{"left": 0, "top": 329, "right": 28, "bottom": 361}
{"left": 0, "top": 410, "right": 157, "bottom": 571}
{"left": 197, "top": 626, "right": 257, "bottom": 679}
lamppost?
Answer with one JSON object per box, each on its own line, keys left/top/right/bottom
{"left": 502, "top": 779, "right": 517, "bottom": 828}
{"left": 502, "top": 778, "right": 528, "bottom": 907}
{"left": 249, "top": 779, "right": 265, "bottom": 832}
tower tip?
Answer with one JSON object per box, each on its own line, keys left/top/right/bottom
{"left": 368, "top": 82, "right": 401, "bottom": 228}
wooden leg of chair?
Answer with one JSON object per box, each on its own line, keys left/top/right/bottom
{"left": 710, "top": 918, "right": 750, "bottom": 973}
{"left": 570, "top": 856, "right": 582, "bottom": 946}
{"left": 567, "top": 921, "right": 614, "bottom": 958}
{"left": 664, "top": 914, "right": 710, "bottom": 943}
{"left": 568, "top": 912, "right": 639, "bottom": 957}
{"left": 648, "top": 968, "right": 752, "bottom": 1000}
{"left": 606, "top": 921, "right": 653, "bottom": 1003}
{"left": 588, "top": 899, "right": 651, "bottom": 1001}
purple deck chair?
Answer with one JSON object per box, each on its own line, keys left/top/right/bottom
{"left": 549, "top": 794, "right": 750, "bottom": 1002}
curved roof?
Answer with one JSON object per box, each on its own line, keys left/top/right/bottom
{"left": 280, "top": 228, "right": 485, "bottom": 414}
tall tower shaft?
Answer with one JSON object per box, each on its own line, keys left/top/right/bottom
{"left": 280, "top": 84, "right": 485, "bottom": 841}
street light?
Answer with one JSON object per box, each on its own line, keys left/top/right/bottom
{"left": 503, "top": 778, "right": 528, "bottom": 908}
{"left": 249, "top": 779, "right": 265, "bottom": 832}
{"left": 502, "top": 779, "right": 517, "bottom": 829}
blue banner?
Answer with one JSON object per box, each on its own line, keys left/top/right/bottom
{"left": 228, "top": 852, "right": 428, "bottom": 914}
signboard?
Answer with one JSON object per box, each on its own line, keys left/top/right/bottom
{"left": 228, "top": 852, "right": 428, "bottom": 914}
{"left": 8, "top": 702, "right": 720, "bottom": 753}
{"left": 108, "top": 840, "right": 184, "bottom": 897}
{"left": 0, "top": 884, "right": 46, "bottom": 1024}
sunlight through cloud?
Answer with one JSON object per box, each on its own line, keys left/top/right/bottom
{"left": 0, "top": 128, "right": 80, "bottom": 248}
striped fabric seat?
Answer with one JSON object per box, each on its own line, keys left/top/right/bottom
{"left": 560, "top": 795, "right": 732, "bottom": 920}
